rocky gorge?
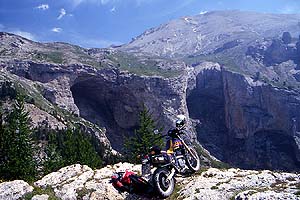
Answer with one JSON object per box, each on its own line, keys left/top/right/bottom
{"left": 1, "top": 9, "right": 300, "bottom": 176}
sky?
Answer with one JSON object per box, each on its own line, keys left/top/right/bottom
{"left": 1, "top": 0, "right": 300, "bottom": 48}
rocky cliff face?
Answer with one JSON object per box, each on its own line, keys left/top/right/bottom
{"left": 2, "top": 10, "right": 300, "bottom": 171}
{"left": 1, "top": 59, "right": 189, "bottom": 150}
{"left": 1, "top": 163, "right": 299, "bottom": 200}
{"left": 186, "top": 62, "right": 300, "bottom": 170}
{"left": 222, "top": 70, "right": 300, "bottom": 170}
{"left": 120, "top": 10, "right": 300, "bottom": 171}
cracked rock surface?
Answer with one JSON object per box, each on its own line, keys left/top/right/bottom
{"left": 1, "top": 163, "right": 299, "bottom": 200}
{"left": 0, "top": 180, "right": 33, "bottom": 200}
{"left": 179, "top": 168, "right": 300, "bottom": 200}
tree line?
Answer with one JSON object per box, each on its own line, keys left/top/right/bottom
{"left": 0, "top": 95, "right": 103, "bottom": 181}
{"left": 0, "top": 88, "right": 163, "bottom": 181}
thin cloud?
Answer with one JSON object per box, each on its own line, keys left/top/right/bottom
{"left": 0, "top": 25, "right": 36, "bottom": 40}
{"left": 57, "top": 8, "right": 66, "bottom": 20}
{"left": 51, "top": 27, "right": 63, "bottom": 33}
{"left": 80, "top": 38, "right": 122, "bottom": 48}
{"left": 70, "top": 0, "right": 151, "bottom": 7}
{"left": 199, "top": 11, "right": 208, "bottom": 15}
{"left": 70, "top": 33, "right": 122, "bottom": 48}
{"left": 279, "top": 3, "right": 300, "bottom": 14}
{"left": 11, "top": 31, "right": 36, "bottom": 40}
{"left": 110, "top": 6, "right": 116, "bottom": 12}
{"left": 36, "top": 4, "right": 49, "bottom": 10}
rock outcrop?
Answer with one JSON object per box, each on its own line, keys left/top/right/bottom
{"left": 179, "top": 167, "right": 300, "bottom": 200}
{"left": 246, "top": 32, "right": 300, "bottom": 66}
{"left": 187, "top": 62, "right": 300, "bottom": 170}
{"left": 2, "top": 10, "right": 300, "bottom": 171}
{"left": 34, "top": 163, "right": 141, "bottom": 200}
{"left": 1, "top": 163, "right": 299, "bottom": 200}
{"left": 0, "top": 180, "right": 33, "bottom": 200}
{"left": 1, "top": 59, "right": 189, "bottom": 150}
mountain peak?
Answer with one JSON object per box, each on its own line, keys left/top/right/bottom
{"left": 121, "top": 10, "right": 300, "bottom": 57}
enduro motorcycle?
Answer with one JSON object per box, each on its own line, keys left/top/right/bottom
{"left": 141, "top": 128, "right": 201, "bottom": 198}
{"left": 111, "top": 127, "right": 200, "bottom": 199}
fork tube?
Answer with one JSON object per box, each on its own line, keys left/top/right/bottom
{"left": 177, "top": 135, "right": 197, "bottom": 159}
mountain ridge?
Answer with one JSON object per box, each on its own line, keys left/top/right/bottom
{"left": 1, "top": 10, "right": 300, "bottom": 172}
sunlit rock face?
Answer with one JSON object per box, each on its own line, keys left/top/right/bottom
{"left": 2, "top": 163, "right": 300, "bottom": 200}
{"left": 2, "top": 10, "right": 300, "bottom": 170}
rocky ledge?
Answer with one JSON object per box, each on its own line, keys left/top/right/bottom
{"left": 0, "top": 163, "right": 299, "bottom": 200}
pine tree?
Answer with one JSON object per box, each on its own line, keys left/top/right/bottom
{"left": 62, "top": 127, "right": 102, "bottom": 168}
{"left": 0, "top": 95, "right": 37, "bottom": 181}
{"left": 124, "top": 106, "right": 163, "bottom": 163}
{"left": 43, "top": 126, "right": 102, "bottom": 172}
{"left": 42, "top": 129, "right": 64, "bottom": 174}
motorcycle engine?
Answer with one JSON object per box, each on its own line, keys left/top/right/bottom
{"left": 176, "top": 156, "right": 186, "bottom": 169}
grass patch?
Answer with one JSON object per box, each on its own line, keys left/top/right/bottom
{"left": 194, "top": 166, "right": 209, "bottom": 176}
{"left": 211, "top": 185, "right": 218, "bottom": 190}
{"left": 167, "top": 184, "right": 183, "bottom": 200}
{"left": 23, "top": 186, "right": 59, "bottom": 200}
{"left": 184, "top": 53, "right": 241, "bottom": 72}
{"left": 32, "top": 51, "right": 64, "bottom": 64}
{"left": 76, "top": 188, "right": 96, "bottom": 199}
{"left": 194, "top": 144, "right": 231, "bottom": 169}
{"left": 270, "top": 179, "right": 288, "bottom": 192}
{"left": 108, "top": 51, "right": 182, "bottom": 78}
{"left": 210, "top": 179, "right": 232, "bottom": 190}
{"left": 195, "top": 188, "right": 201, "bottom": 193}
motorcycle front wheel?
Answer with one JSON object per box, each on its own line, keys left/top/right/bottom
{"left": 185, "top": 147, "right": 201, "bottom": 172}
{"left": 153, "top": 168, "right": 175, "bottom": 198}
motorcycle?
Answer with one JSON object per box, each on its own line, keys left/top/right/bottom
{"left": 141, "top": 127, "right": 201, "bottom": 198}
{"left": 111, "top": 127, "right": 200, "bottom": 199}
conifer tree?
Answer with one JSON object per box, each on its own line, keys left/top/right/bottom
{"left": 43, "top": 126, "right": 102, "bottom": 172}
{"left": 42, "top": 129, "right": 64, "bottom": 174}
{"left": 0, "top": 95, "right": 37, "bottom": 181}
{"left": 63, "top": 127, "right": 102, "bottom": 168}
{"left": 124, "top": 106, "right": 163, "bottom": 163}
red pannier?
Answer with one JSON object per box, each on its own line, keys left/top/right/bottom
{"left": 111, "top": 170, "right": 152, "bottom": 194}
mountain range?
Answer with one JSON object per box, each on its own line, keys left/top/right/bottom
{"left": 1, "top": 10, "right": 300, "bottom": 171}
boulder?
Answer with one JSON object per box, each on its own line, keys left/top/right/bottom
{"left": 0, "top": 180, "right": 33, "bottom": 200}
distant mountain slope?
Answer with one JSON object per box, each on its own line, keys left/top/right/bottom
{"left": 121, "top": 10, "right": 300, "bottom": 57}
{"left": 1, "top": 10, "right": 300, "bottom": 171}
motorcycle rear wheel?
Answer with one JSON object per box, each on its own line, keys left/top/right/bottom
{"left": 185, "top": 147, "right": 201, "bottom": 172}
{"left": 153, "top": 168, "right": 175, "bottom": 198}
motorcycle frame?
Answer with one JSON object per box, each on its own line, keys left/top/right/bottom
{"left": 176, "top": 134, "right": 198, "bottom": 160}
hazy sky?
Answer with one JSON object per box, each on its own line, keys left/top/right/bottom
{"left": 1, "top": 0, "right": 300, "bottom": 48}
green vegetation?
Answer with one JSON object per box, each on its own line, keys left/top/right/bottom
{"left": 24, "top": 186, "right": 59, "bottom": 200}
{"left": 0, "top": 87, "right": 104, "bottom": 180}
{"left": 36, "top": 125, "right": 103, "bottom": 174}
{"left": 167, "top": 184, "right": 183, "bottom": 200}
{"left": 0, "top": 95, "right": 37, "bottom": 181}
{"left": 32, "top": 51, "right": 64, "bottom": 64}
{"left": 76, "top": 188, "right": 96, "bottom": 199}
{"left": 124, "top": 105, "right": 163, "bottom": 163}
{"left": 194, "top": 144, "right": 231, "bottom": 169}
{"left": 184, "top": 53, "right": 241, "bottom": 73}
{"left": 108, "top": 51, "right": 182, "bottom": 78}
